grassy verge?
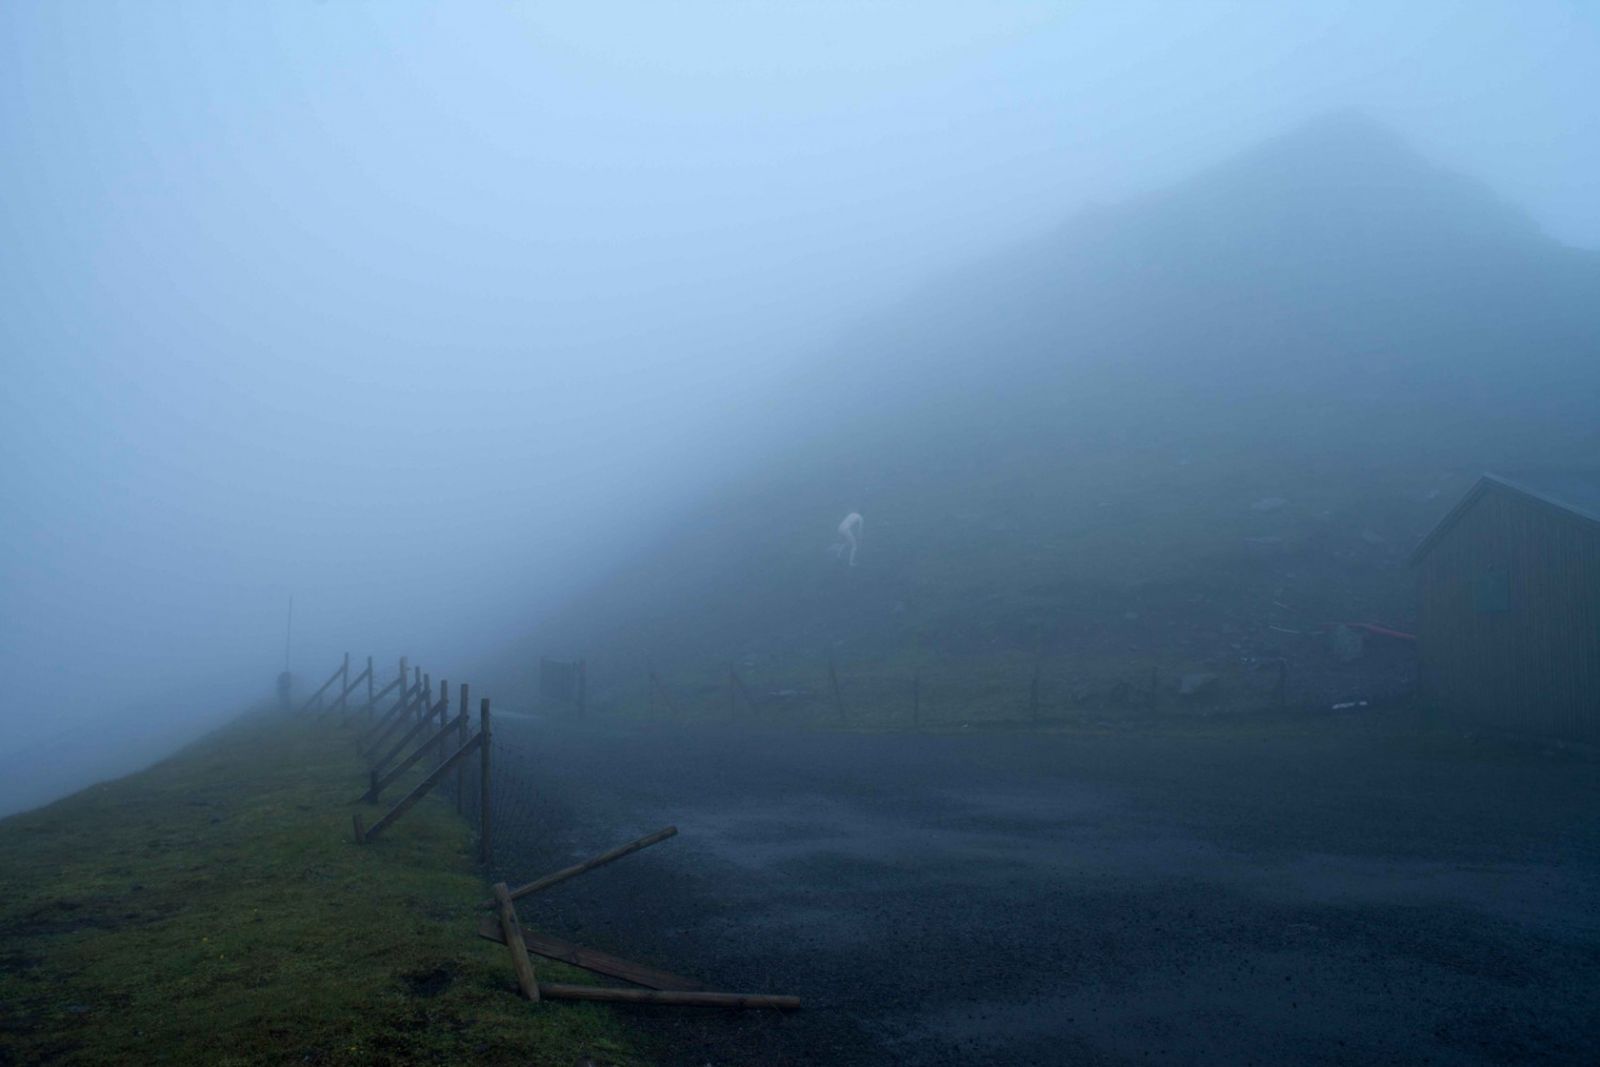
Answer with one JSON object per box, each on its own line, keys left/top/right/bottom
{"left": 0, "top": 708, "right": 637, "bottom": 1066}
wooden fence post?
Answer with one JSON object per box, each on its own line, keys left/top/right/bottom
{"left": 479, "top": 697, "right": 492, "bottom": 865}
{"left": 492, "top": 883, "right": 540, "bottom": 1001}
{"left": 456, "top": 682, "right": 469, "bottom": 815}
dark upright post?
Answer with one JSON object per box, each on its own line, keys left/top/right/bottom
{"left": 479, "top": 697, "right": 492, "bottom": 865}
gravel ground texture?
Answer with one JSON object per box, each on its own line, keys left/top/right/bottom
{"left": 492, "top": 710, "right": 1600, "bottom": 1066}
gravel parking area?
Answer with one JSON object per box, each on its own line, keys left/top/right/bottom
{"left": 497, "top": 712, "right": 1600, "bottom": 1065}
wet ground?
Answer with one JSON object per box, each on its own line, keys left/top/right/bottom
{"left": 495, "top": 712, "right": 1600, "bottom": 1065}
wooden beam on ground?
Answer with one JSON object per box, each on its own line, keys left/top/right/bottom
{"left": 493, "top": 883, "right": 540, "bottom": 1002}
{"left": 361, "top": 711, "right": 466, "bottom": 803}
{"left": 475, "top": 915, "right": 703, "bottom": 991}
{"left": 492, "top": 826, "right": 678, "bottom": 907}
{"left": 536, "top": 984, "right": 799, "bottom": 1010}
{"left": 353, "top": 733, "right": 483, "bottom": 844}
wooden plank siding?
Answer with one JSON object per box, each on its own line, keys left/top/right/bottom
{"left": 1415, "top": 483, "right": 1600, "bottom": 741}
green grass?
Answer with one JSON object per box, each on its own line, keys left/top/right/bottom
{"left": 0, "top": 709, "right": 638, "bottom": 1066}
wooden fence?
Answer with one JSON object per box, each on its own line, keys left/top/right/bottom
{"left": 295, "top": 651, "right": 797, "bottom": 1013}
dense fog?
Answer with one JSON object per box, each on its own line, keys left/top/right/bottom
{"left": 3, "top": 2, "right": 1596, "bottom": 816}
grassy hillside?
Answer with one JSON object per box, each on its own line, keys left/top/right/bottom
{"left": 484, "top": 117, "right": 1598, "bottom": 721}
{"left": 0, "top": 710, "right": 635, "bottom": 1066}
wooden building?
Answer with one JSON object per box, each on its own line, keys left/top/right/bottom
{"left": 1410, "top": 471, "right": 1600, "bottom": 740}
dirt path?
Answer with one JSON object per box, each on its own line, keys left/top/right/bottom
{"left": 497, "top": 714, "right": 1600, "bottom": 1065}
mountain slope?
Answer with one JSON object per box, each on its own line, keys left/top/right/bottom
{"left": 490, "top": 115, "right": 1600, "bottom": 719}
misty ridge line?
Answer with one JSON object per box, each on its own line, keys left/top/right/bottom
{"left": 5, "top": 112, "right": 1596, "bottom": 819}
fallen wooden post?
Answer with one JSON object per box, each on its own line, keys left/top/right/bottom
{"left": 491, "top": 826, "right": 678, "bottom": 907}
{"left": 361, "top": 711, "right": 467, "bottom": 803}
{"left": 474, "top": 915, "right": 703, "bottom": 991}
{"left": 536, "top": 984, "right": 799, "bottom": 1010}
{"left": 493, "top": 883, "right": 540, "bottom": 1002}
{"left": 354, "top": 732, "right": 483, "bottom": 844}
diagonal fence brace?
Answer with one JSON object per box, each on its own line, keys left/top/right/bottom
{"left": 371, "top": 696, "right": 446, "bottom": 778}
{"left": 361, "top": 711, "right": 467, "bottom": 803}
{"left": 485, "top": 826, "right": 678, "bottom": 908}
{"left": 352, "top": 732, "right": 483, "bottom": 845}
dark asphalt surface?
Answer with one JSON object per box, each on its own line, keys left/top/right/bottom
{"left": 495, "top": 713, "right": 1600, "bottom": 1065}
